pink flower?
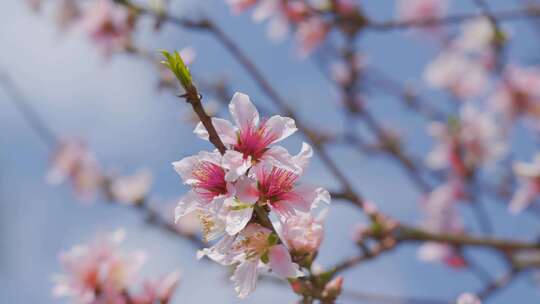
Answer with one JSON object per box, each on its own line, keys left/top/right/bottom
{"left": 509, "top": 155, "right": 540, "bottom": 214}
{"left": 173, "top": 151, "right": 260, "bottom": 238}
{"left": 56, "top": 0, "right": 81, "bottom": 30}
{"left": 194, "top": 92, "right": 299, "bottom": 182}
{"left": 457, "top": 293, "right": 481, "bottom": 304}
{"left": 226, "top": 0, "right": 259, "bottom": 13}
{"left": 132, "top": 271, "right": 181, "bottom": 304}
{"left": 424, "top": 51, "right": 488, "bottom": 99}
{"left": 109, "top": 168, "right": 153, "bottom": 204}
{"left": 426, "top": 105, "right": 507, "bottom": 177}
{"left": 53, "top": 230, "right": 146, "bottom": 304}
{"left": 396, "top": 0, "right": 448, "bottom": 22}
{"left": 79, "top": 0, "right": 135, "bottom": 55}
{"left": 334, "top": 0, "right": 358, "bottom": 16}
{"left": 455, "top": 17, "right": 499, "bottom": 54}
{"left": 490, "top": 65, "right": 540, "bottom": 124}
{"left": 278, "top": 203, "right": 328, "bottom": 254}
{"left": 47, "top": 139, "right": 103, "bottom": 201}
{"left": 231, "top": 0, "right": 330, "bottom": 55}
{"left": 418, "top": 183, "right": 466, "bottom": 268}
{"left": 295, "top": 17, "right": 329, "bottom": 57}
{"left": 173, "top": 151, "right": 231, "bottom": 239}
{"left": 322, "top": 276, "right": 344, "bottom": 300}
{"left": 198, "top": 223, "right": 303, "bottom": 298}
{"left": 26, "top": 0, "right": 41, "bottom": 11}
{"left": 253, "top": 163, "right": 331, "bottom": 218}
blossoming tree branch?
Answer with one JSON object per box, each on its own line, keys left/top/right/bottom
{"left": 5, "top": 0, "right": 540, "bottom": 303}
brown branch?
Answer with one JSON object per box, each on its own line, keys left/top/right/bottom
{"left": 396, "top": 225, "right": 540, "bottom": 252}
{"left": 341, "top": 290, "right": 451, "bottom": 304}
{"left": 181, "top": 85, "right": 227, "bottom": 154}
{"left": 0, "top": 72, "right": 58, "bottom": 148}
{"left": 366, "top": 7, "right": 540, "bottom": 31}
{"left": 477, "top": 268, "right": 521, "bottom": 301}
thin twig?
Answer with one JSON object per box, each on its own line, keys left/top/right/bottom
{"left": 366, "top": 7, "right": 540, "bottom": 31}
{"left": 0, "top": 72, "right": 58, "bottom": 148}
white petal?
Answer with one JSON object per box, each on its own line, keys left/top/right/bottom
{"left": 268, "top": 245, "right": 303, "bottom": 278}
{"left": 197, "top": 234, "right": 236, "bottom": 265}
{"left": 285, "top": 185, "right": 331, "bottom": 213}
{"left": 198, "top": 150, "right": 223, "bottom": 166}
{"left": 194, "top": 118, "right": 237, "bottom": 146}
{"left": 175, "top": 191, "right": 204, "bottom": 221}
{"left": 252, "top": 0, "right": 277, "bottom": 22}
{"left": 259, "top": 146, "right": 296, "bottom": 172}
{"left": 229, "top": 92, "right": 260, "bottom": 131}
{"left": 231, "top": 259, "right": 259, "bottom": 299}
{"left": 264, "top": 115, "right": 297, "bottom": 144}
{"left": 234, "top": 176, "right": 259, "bottom": 204}
{"left": 172, "top": 155, "right": 199, "bottom": 185}
{"left": 509, "top": 184, "right": 536, "bottom": 214}
{"left": 222, "top": 150, "right": 252, "bottom": 182}
{"left": 292, "top": 142, "right": 313, "bottom": 173}
{"left": 226, "top": 206, "right": 254, "bottom": 235}
{"left": 513, "top": 161, "right": 540, "bottom": 178}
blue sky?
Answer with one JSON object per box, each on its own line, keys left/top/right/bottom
{"left": 1, "top": 0, "right": 539, "bottom": 303}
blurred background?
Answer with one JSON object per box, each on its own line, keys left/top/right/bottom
{"left": 1, "top": 0, "right": 539, "bottom": 303}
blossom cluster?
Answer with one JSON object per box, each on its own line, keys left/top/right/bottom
{"left": 420, "top": 15, "right": 540, "bottom": 219}
{"left": 225, "top": 0, "right": 360, "bottom": 57}
{"left": 53, "top": 230, "right": 180, "bottom": 304}
{"left": 28, "top": 0, "right": 136, "bottom": 55}
{"left": 47, "top": 139, "right": 153, "bottom": 205}
{"left": 173, "top": 92, "right": 330, "bottom": 298}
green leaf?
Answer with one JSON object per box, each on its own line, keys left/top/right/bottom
{"left": 160, "top": 50, "right": 193, "bottom": 90}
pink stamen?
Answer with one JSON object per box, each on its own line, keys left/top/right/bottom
{"left": 257, "top": 167, "right": 299, "bottom": 204}
{"left": 193, "top": 161, "right": 227, "bottom": 199}
{"left": 235, "top": 120, "right": 278, "bottom": 161}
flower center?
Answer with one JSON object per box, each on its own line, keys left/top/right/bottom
{"left": 257, "top": 167, "right": 299, "bottom": 204}
{"left": 234, "top": 121, "right": 278, "bottom": 161}
{"left": 192, "top": 161, "right": 227, "bottom": 199}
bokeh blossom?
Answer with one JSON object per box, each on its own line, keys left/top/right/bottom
{"left": 490, "top": 65, "right": 540, "bottom": 126}
{"left": 79, "top": 0, "right": 136, "bottom": 55}
{"left": 457, "top": 293, "right": 481, "bottom": 304}
{"left": 47, "top": 139, "right": 103, "bottom": 201}
{"left": 509, "top": 154, "right": 540, "bottom": 214}
{"left": 426, "top": 105, "right": 507, "bottom": 178}
{"left": 418, "top": 183, "right": 466, "bottom": 267}
{"left": 109, "top": 168, "right": 153, "bottom": 205}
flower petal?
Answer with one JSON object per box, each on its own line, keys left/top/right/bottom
{"left": 175, "top": 191, "right": 204, "bottom": 221}
{"left": 226, "top": 206, "right": 254, "bottom": 235}
{"left": 268, "top": 245, "right": 303, "bottom": 278}
{"left": 286, "top": 185, "right": 331, "bottom": 213}
{"left": 222, "top": 150, "right": 252, "bottom": 182}
{"left": 235, "top": 176, "right": 259, "bottom": 204}
{"left": 292, "top": 142, "right": 313, "bottom": 173}
{"left": 231, "top": 259, "right": 259, "bottom": 299}
{"left": 172, "top": 155, "right": 199, "bottom": 185}
{"left": 509, "top": 182, "right": 536, "bottom": 214}
{"left": 194, "top": 118, "right": 237, "bottom": 146}
{"left": 259, "top": 145, "right": 296, "bottom": 172}
{"left": 264, "top": 115, "right": 297, "bottom": 144}
{"left": 197, "top": 234, "right": 237, "bottom": 265}
{"left": 229, "top": 92, "right": 260, "bottom": 132}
